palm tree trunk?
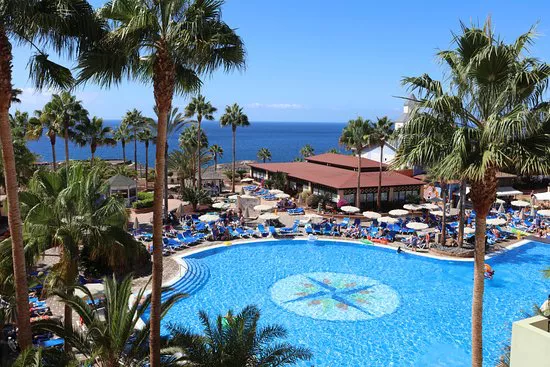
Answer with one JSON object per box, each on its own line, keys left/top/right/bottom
{"left": 122, "top": 140, "right": 126, "bottom": 163}
{"left": 458, "top": 180, "right": 466, "bottom": 247}
{"left": 440, "top": 181, "right": 447, "bottom": 245}
{"left": 196, "top": 116, "right": 202, "bottom": 189}
{"left": 232, "top": 127, "right": 236, "bottom": 192}
{"left": 150, "top": 46, "right": 175, "bottom": 367}
{"left": 134, "top": 127, "right": 138, "bottom": 173}
{"left": 472, "top": 213, "right": 486, "bottom": 367}
{"left": 356, "top": 150, "right": 361, "bottom": 208}
{"left": 377, "top": 144, "right": 383, "bottom": 210}
{"left": 0, "top": 26, "right": 32, "bottom": 350}
{"left": 164, "top": 143, "right": 169, "bottom": 218}
{"left": 214, "top": 155, "right": 217, "bottom": 171}
{"left": 90, "top": 143, "right": 96, "bottom": 167}
{"left": 145, "top": 142, "right": 149, "bottom": 190}
{"left": 50, "top": 134, "right": 57, "bottom": 171}
{"left": 64, "top": 122, "right": 70, "bottom": 168}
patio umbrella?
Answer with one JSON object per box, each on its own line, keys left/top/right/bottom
{"left": 530, "top": 206, "right": 536, "bottom": 218}
{"left": 241, "top": 178, "right": 253, "bottom": 183}
{"left": 244, "top": 207, "right": 251, "bottom": 218}
{"left": 486, "top": 218, "right": 507, "bottom": 226}
{"left": 429, "top": 210, "right": 444, "bottom": 217}
{"left": 275, "top": 193, "right": 291, "bottom": 199}
{"left": 498, "top": 203, "right": 505, "bottom": 214}
{"left": 389, "top": 209, "right": 409, "bottom": 217}
{"left": 254, "top": 204, "right": 274, "bottom": 212}
{"left": 406, "top": 222, "right": 429, "bottom": 230}
{"left": 269, "top": 189, "right": 284, "bottom": 194}
{"left": 378, "top": 216, "right": 398, "bottom": 224}
{"left": 212, "top": 202, "right": 230, "bottom": 209}
{"left": 511, "top": 200, "right": 530, "bottom": 207}
{"left": 304, "top": 214, "right": 324, "bottom": 223}
{"left": 446, "top": 208, "right": 460, "bottom": 216}
{"left": 420, "top": 203, "right": 439, "bottom": 210}
{"left": 75, "top": 283, "right": 104, "bottom": 301}
{"left": 463, "top": 227, "right": 475, "bottom": 234}
{"left": 429, "top": 197, "right": 443, "bottom": 202}
{"left": 495, "top": 198, "right": 505, "bottom": 204}
{"left": 133, "top": 217, "right": 139, "bottom": 232}
{"left": 363, "top": 211, "right": 382, "bottom": 219}
{"left": 340, "top": 205, "right": 360, "bottom": 213}
{"left": 403, "top": 204, "right": 422, "bottom": 211}
{"left": 228, "top": 195, "right": 238, "bottom": 201}
{"left": 199, "top": 214, "right": 220, "bottom": 222}
{"left": 537, "top": 209, "right": 550, "bottom": 217}
{"left": 259, "top": 213, "right": 279, "bottom": 220}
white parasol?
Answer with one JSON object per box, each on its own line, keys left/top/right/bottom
{"left": 241, "top": 178, "right": 254, "bottom": 183}
{"left": 495, "top": 198, "right": 505, "bottom": 204}
{"left": 254, "top": 204, "right": 274, "bottom": 212}
{"left": 198, "top": 214, "right": 220, "bottom": 222}
{"left": 259, "top": 213, "right": 279, "bottom": 220}
{"left": 463, "top": 227, "right": 475, "bottom": 234}
{"left": 275, "top": 193, "right": 291, "bottom": 199}
{"left": 486, "top": 218, "right": 507, "bottom": 226}
{"left": 340, "top": 205, "right": 360, "bottom": 213}
{"left": 269, "top": 189, "right": 284, "bottom": 194}
{"left": 403, "top": 204, "right": 423, "bottom": 211}
{"left": 429, "top": 210, "right": 444, "bottom": 216}
{"left": 363, "top": 211, "right": 382, "bottom": 219}
{"left": 228, "top": 195, "right": 238, "bottom": 201}
{"left": 421, "top": 203, "right": 439, "bottom": 210}
{"left": 304, "top": 214, "right": 324, "bottom": 223}
{"left": 537, "top": 209, "right": 550, "bottom": 217}
{"left": 378, "top": 216, "right": 398, "bottom": 224}
{"left": 511, "top": 200, "right": 530, "bottom": 207}
{"left": 498, "top": 203, "right": 505, "bottom": 214}
{"left": 406, "top": 222, "right": 429, "bottom": 230}
{"left": 133, "top": 217, "right": 139, "bottom": 232}
{"left": 389, "top": 209, "right": 409, "bottom": 217}
{"left": 212, "top": 202, "right": 230, "bottom": 209}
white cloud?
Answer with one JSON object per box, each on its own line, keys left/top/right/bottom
{"left": 247, "top": 102, "right": 304, "bottom": 110}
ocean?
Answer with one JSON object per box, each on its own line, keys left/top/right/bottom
{"left": 26, "top": 120, "right": 348, "bottom": 166}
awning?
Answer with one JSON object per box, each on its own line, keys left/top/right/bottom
{"left": 463, "top": 186, "right": 522, "bottom": 197}
{"left": 535, "top": 192, "right": 550, "bottom": 201}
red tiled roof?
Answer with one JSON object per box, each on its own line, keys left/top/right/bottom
{"left": 305, "top": 153, "right": 386, "bottom": 171}
{"left": 249, "top": 162, "right": 424, "bottom": 189}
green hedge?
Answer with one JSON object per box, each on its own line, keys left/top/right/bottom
{"left": 137, "top": 191, "right": 154, "bottom": 201}
{"left": 133, "top": 197, "right": 154, "bottom": 209}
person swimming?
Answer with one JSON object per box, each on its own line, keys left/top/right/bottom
{"left": 485, "top": 264, "right": 495, "bottom": 279}
{"left": 397, "top": 246, "right": 403, "bottom": 254}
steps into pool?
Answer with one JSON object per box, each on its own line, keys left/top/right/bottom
{"left": 161, "top": 258, "right": 210, "bottom": 302}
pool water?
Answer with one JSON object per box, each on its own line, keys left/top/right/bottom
{"left": 156, "top": 240, "right": 550, "bottom": 366}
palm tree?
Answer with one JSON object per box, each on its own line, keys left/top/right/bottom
{"left": 168, "top": 150, "right": 194, "bottom": 193}
{"left": 74, "top": 116, "right": 116, "bottom": 165}
{"left": 151, "top": 106, "right": 188, "bottom": 217}
{"left": 180, "top": 187, "right": 213, "bottom": 212}
{"left": 300, "top": 144, "right": 314, "bottom": 158}
{"left": 179, "top": 125, "right": 210, "bottom": 188}
{"left": 41, "top": 91, "right": 89, "bottom": 168}
{"left": 10, "top": 88, "right": 22, "bottom": 104}
{"left": 113, "top": 122, "right": 131, "bottom": 163}
{"left": 0, "top": 0, "right": 101, "bottom": 350}
{"left": 78, "top": 1, "right": 245, "bottom": 364}
{"left": 368, "top": 116, "right": 394, "bottom": 210}
{"left": 8, "top": 111, "right": 41, "bottom": 140}
{"left": 257, "top": 147, "right": 272, "bottom": 163}
{"left": 185, "top": 95, "right": 217, "bottom": 189}
{"left": 339, "top": 117, "right": 371, "bottom": 208}
{"left": 393, "top": 21, "right": 550, "bottom": 367}
{"left": 138, "top": 127, "right": 156, "bottom": 190}
{"left": 165, "top": 305, "right": 312, "bottom": 366}
{"left": 33, "top": 275, "right": 182, "bottom": 367}
{"left": 326, "top": 147, "right": 339, "bottom": 154}
{"left": 17, "top": 164, "right": 143, "bottom": 351}
{"left": 220, "top": 103, "right": 250, "bottom": 192}
{"left": 122, "top": 109, "right": 147, "bottom": 173}
{"left": 208, "top": 144, "right": 223, "bottom": 171}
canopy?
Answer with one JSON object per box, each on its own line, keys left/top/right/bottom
{"left": 198, "top": 214, "right": 219, "bottom": 222}
{"left": 254, "top": 204, "right": 274, "bottom": 212}
{"left": 538, "top": 209, "right": 550, "bottom": 217}
{"left": 511, "top": 200, "right": 530, "bottom": 207}
{"left": 363, "top": 211, "right": 381, "bottom": 219}
{"left": 340, "top": 206, "right": 360, "bottom": 213}
{"left": 107, "top": 174, "right": 136, "bottom": 191}
{"left": 486, "top": 218, "right": 507, "bottom": 226}
{"left": 403, "top": 204, "right": 423, "bottom": 211}
{"left": 388, "top": 209, "right": 409, "bottom": 217}
{"left": 212, "top": 202, "right": 230, "bottom": 209}
{"left": 378, "top": 216, "right": 398, "bottom": 224}
{"left": 534, "top": 192, "right": 550, "bottom": 201}
{"left": 259, "top": 213, "right": 279, "bottom": 220}
{"left": 406, "top": 222, "right": 428, "bottom": 230}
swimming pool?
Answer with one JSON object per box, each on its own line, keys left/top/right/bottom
{"left": 155, "top": 239, "right": 550, "bottom": 366}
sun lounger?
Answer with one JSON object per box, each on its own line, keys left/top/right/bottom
{"left": 39, "top": 338, "right": 64, "bottom": 349}
{"left": 257, "top": 224, "right": 269, "bottom": 237}
{"left": 235, "top": 227, "right": 250, "bottom": 238}
{"left": 287, "top": 208, "right": 304, "bottom": 215}
{"left": 269, "top": 226, "right": 278, "bottom": 236}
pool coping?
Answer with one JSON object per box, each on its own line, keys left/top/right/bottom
{"left": 134, "top": 236, "right": 537, "bottom": 330}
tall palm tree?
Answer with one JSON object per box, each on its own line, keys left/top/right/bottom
{"left": 179, "top": 125, "right": 209, "bottom": 188}
{"left": 16, "top": 164, "right": 143, "bottom": 351}
{"left": 220, "top": 103, "right": 250, "bottom": 192}
{"left": 394, "top": 21, "right": 550, "bottom": 367}
{"left": 257, "top": 147, "right": 272, "bottom": 163}
{"left": 0, "top": 0, "right": 101, "bottom": 349}
{"left": 339, "top": 117, "right": 371, "bottom": 208}
{"left": 208, "top": 144, "right": 223, "bottom": 171}
{"left": 113, "top": 122, "right": 131, "bottom": 163}
{"left": 33, "top": 275, "right": 182, "bottom": 367}
{"left": 165, "top": 305, "right": 312, "bottom": 366}
{"left": 185, "top": 95, "right": 217, "bottom": 189}
{"left": 78, "top": 2, "right": 245, "bottom": 364}
{"left": 122, "top": 109, "right": 147, "bottom": 173}
{"left": 152, "top": 106, "right": 188, "bottom": 217}
{"left": 138, "top": 127, "right": 156, "bottom": 190}
{"left": 368, "top": 116, "right": 394, "bottom": 211}
{"left": 34, "top": 109, "right": 62, "bottom": 171}
{"left": 300, "top": 144, "right": 314, "bottom": 158}
{"left": 8, "top": 110, "right": 41, "bottom": 140}
{"left": 41, "top": 91, "right": 89, "bottom": 168}
{"left": 74, "top": 116, "right": 116, "bottom": 165}
{"left": 10, "top": 88, "right": 22, "bottom": 104}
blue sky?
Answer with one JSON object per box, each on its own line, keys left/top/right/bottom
{"left": 9, "top": 0, "right": 550, "bottom": 122}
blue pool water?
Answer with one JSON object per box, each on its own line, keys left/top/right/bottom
{"left": 155, "top": 240, "right": 550, "bottom": 366}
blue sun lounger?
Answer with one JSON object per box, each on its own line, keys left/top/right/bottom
{"left": 257, "top": 224, "right": 269, "bottom": 237}
{"left": 269, "top": 226, "right": 278, "bottom": 236}
{"left": 39, "top": 338, "right": 64, "bottom": 349}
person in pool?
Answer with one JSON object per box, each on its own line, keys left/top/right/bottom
{"left": 485, "top": 264, "right": 495, "bottom": 279}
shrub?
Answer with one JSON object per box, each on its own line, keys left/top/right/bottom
{"left": 133, "top": 197, "right": 154, "bottom": 209}
{"left": 306, "top": 194, "right": 321, "bottom": 208}
{"left": 405, "top": 193, "right": 421, "bottom": 204}
{"left": 137, "top": 191, "right": 154, "bottom": 201}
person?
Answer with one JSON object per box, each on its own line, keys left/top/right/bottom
{"left": 484, "top": 263, "right": 495, "bottom": 279}
{"left": 410, "top": 232, "right": 419, "bottom": 251}
{"left": 397, "top": 246, "right": 403, "bottom": 254}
